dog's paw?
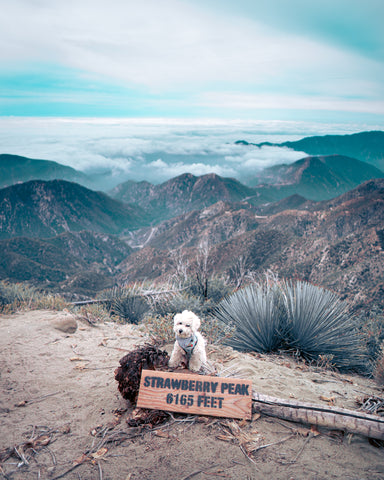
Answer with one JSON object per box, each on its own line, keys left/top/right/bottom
{"left": 188, "top": 361, "right": 202, "bottom": 372}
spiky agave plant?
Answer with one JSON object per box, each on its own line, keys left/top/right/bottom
{"left": 103, "top": 285, "right": 150, "bottom": 324}
{"left": 112, "top": 292, "right": 150, "bottom": 324}
{"left": 213, "top": 282, "right": 285, "bottom": 353}
{"left": 282, "top": 280, "right": 366, "bottom": 370}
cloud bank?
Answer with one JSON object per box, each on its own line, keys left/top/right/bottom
{"left": 0, "top": 118, "right": 380, "bottom": 186}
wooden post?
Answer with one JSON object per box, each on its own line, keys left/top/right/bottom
{"left": 253, "top": 392, "right": 384, "bottom": 440}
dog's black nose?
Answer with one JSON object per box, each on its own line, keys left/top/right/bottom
{"left": 178, "top": 329, "right": 183, "bottom": 334}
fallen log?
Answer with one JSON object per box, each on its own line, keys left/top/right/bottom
{"left": 252, "top": 391, "right": 384, "bottom": 441}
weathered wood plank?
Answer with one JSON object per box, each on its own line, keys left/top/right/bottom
{"left": 252, "top": 392, "right": 384, "bottom": 440}
{"left": 137, "top": 370, "right": 252, "bottom": 420}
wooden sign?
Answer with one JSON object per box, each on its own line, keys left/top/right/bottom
{"left": 137, "top": 370, "right": 252, "bottom": 420}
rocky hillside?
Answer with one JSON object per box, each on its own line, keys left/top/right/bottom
{"left": 111, "top": 157, "right": 383, "bottom": 217}
{"left": 0, "top": 231, "right": 133, "bottom": 296}
{"left": 110, "top": 172, "right": 258, "bottom": 221}
{"left": 0, "top": 179, "right": 148, "bottom": 239}
{"left": 253, "top": 154, "right": 382, "bottom": 187}
{"left": 118, "top": 179, "right": 384, "bottom": 310}
{"left": 1, "top": 171, "right": 383, "bottom": 307}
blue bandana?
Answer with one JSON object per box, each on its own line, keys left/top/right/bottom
{"left": 177, "top": 333, "right": 198, "bottom": 358}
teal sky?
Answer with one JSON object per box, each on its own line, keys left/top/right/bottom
{"left": 0, "top": 0, "right": 383, "bottom": 123}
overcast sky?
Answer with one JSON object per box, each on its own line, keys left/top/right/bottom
{"left": 0, "top": 0, "right": 383, "bottom": 123}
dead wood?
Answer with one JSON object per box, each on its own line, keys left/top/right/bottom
{"left": 114, "top": 344, "right": 169, "bottom": 405}
{"left": 252, "top": 392, "right": 384, "bottom": 441}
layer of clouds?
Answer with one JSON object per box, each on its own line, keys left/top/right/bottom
{"left": 0, "top": 118, "right": 380, "bottom": 185}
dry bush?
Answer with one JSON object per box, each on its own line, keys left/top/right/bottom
{"left": 74, "top": 303, "right": 113, "bottom": 325}
{"left": 374, "top": 342, "right": 384, "bottom": 386}
{"left": 32, "top": 293, "right": 69, "bottom": 311}
{"left": 142, "top": 314, "right": 174, "bottom": 345}
{"left": 0, "top": 281, "right": 69, "bottom": 313}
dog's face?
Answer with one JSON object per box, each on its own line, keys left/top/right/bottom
{"left": 173, "top": 310, "right": 201, "bottom": 339}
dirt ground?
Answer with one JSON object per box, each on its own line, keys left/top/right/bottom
{"left": 1, "top": 309, "right": 384, "bottom": 480}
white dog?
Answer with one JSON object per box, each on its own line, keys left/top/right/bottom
{"left": 168, "top": 310, "right": 207, "bottom": 372}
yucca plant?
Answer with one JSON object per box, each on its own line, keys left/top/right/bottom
{"left": 213, "top": 282, "right": 285, "bottom": 353}
{"left": 100, "top": 285, "right": 150, "bottom": 324}
{"left": 282, "top": 280, "right": 366, "bottom": 370}
{"left": 112, "top": 292, "right": 150, "bottom": 324}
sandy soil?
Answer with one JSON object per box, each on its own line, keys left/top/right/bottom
{"left": 1, "top": 309, "right": 383, "bottom": 480}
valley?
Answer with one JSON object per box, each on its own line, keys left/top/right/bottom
{"left": 0, "top": 131, "right": 383, "bottom": 311}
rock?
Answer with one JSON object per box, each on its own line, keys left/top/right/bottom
{"left": 53, "top": 318, "right": 78, "bottom": 334}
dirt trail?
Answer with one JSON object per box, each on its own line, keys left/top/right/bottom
{"left": 1, "top": 310, "right": 383, "bottom": 480}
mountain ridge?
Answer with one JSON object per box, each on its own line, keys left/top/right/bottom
{"left": 249, "top": 154, "right": 383, "bottom": 200}
{"left": 0, "top": 154, "right": 92, "bottom": 189}
{"left": 252, "top": 130, "right": 384, "bottom": 170}
{"left": 117, "top": 178, "right": 384, "bottom": 310}
{"left": 0, "top": 179, "right": 148, "bottom": 239}
{"left": 109, "top": 155, "right": 383, "bottom": 214}
{"left": 109, "top": 172, "right": 256, "bottom": 221}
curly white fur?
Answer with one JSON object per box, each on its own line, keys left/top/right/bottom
{"left": 168, "top": 310, "right": 207, "bottom": 372}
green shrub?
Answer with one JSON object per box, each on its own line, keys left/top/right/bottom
{"left": 0, "top": 281, "right": 36, "bottom": 310}
{"left": 201, "top": 315, "right": 235, "bottom": 345}
{"left": 186, "top": 276, "right": 232, "bottom": 303}
{"left": 213, "top": 282, "right": 285, "bottom": 353}
{"left": 154, "top": 291, "right": 216, "bottom": 318}
{"left": 113, "top": 295, "right": 149, "bottom": 324}
{"left": 100, "top": 284, "right": 154, "bottom": 324}
{"left": 73, "top": 303, "right": 113, "bottom": 324}
{"left": 282, "top": 280, "right": 366, "bottom": 370}
{"left": 213, "top": 279, "right": 367, "bottom": 371}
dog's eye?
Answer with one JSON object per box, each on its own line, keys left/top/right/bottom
{"left": 186, "top": 324, "right": 190, "bottom": 327}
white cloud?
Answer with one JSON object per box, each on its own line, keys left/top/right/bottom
{"left": 199, "top": 92, "right": 384, "bottom": 115}
{"left": 224, "top": 146, "right": 308, "bottom": 171}
{"left": 146, "top": 158, "right": 237, "bottom": 182}
{"left": 1, "top": 117, "right": 381, "bottom": 186}
{"left": 2, "top": 0, "right": 383, "bottom": 100}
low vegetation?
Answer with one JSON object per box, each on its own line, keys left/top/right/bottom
{"left": 0, "top": 281, "right": 69, "bottom": 313}
{"left": 1, "top": 275, "right": 382, "bottom": 377}
{"left": 213, "top": 282, "right": 284, "bottom": 353}
{"left": 281, "top": 280, "right": 366, "bottom": 370}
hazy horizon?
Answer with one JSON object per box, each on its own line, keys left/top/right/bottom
{"left": 0, "top": 117, "right": 382, "bottom": 185}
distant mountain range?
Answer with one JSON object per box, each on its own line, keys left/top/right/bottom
{"left": 108, "top": 155, "right": 383, "bottom": 221}
{"left": 0, "top": 179, "right": 147, "bottom": 239}
{"left": 249, "top": 154, "right": 383, "bottom": 199}
{"left": 119, "top": 179, "right": 384, "bottom": 311}
{"left": 109, "top": 172, "right": 256, "bottom": 222}
{"left": 0, "top": 130, "right": 383, "bottom": 305}
{"left": 0, "top": 154, "right": 92, "bottom": 190}
{"left": 2, "top": 130, "right": 384, "bottom": 193}
{"left": 237, "top": 130, "right": 384, "bottom": 171}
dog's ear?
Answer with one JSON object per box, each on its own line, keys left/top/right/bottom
{"left": 191, "top": 312, "right": 201, "bottom": 331}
